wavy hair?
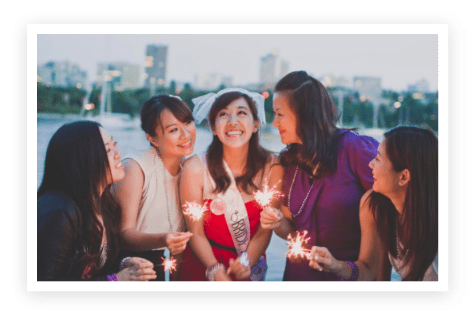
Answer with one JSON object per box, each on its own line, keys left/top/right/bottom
{"left": 366, "top": 126, "right": 438, "bottom": 281}
{"left": 37, "top": 121, "right": 120, "bottom": 278}
{"left": 275, "top": 70, "right": 351, "bottom": 178}
{"left": 206, "top": 91, "right": 272, "bottom": 194}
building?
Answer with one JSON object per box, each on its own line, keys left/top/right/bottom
{"left": 408, "top": 79, "right": 430, "bottom": 93}
{"left": 97, "top": 62, "right": 141, "bottom": 91}
{"left": 144, "top": 45, "right": 167, "bottom": 88}
{"left": 353, "top": 76, "right": 383, "bottom": 128}
{"left": 37, "top": 61, "right": 88, "bottom": 89}
{"left": 194, "top": 73, "right": 233, "bottom": 91}
{"left": 260, "top": 50, "right": 289, "bottom": 89}
{"left": 320, "top": 74, "right": 350, "bottom": 88}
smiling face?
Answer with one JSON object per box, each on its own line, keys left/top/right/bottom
{"left": 272, "top": 92, "right": 301, "bottom": 145}
{"left": 99, "top": 127, "right": 125, "bottom": 184}
{"left": 212, "top": 97, "right": 259, "bottom": 149}
{"left": 147, "top": 108, "right": 196, "bottom": 158}
{"left": 369, "top": 139, "right": 402, "bottom": 197}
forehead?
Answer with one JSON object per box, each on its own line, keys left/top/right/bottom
{"left": 224, "top": 97, "right": 250, "bottom": 110}
{"left": 160, "top": 108, "right": 180, "bottom": 125}
{"left": 377, "top": 139, "right": 386, "bottom": 154}
{"left": 99, "top": 127, "right": 112, "bottom": 143}
{"left": 272, "top": 92, "right": 292, "bottom": 110}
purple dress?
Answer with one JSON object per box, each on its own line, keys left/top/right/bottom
{"left": 282, "top": 130, "right": 378, "bottom": 281}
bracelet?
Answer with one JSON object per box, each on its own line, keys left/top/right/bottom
{"left": 119, "top": 257, "right": 131, "bottom": 271}
{"left": 107, "top": 273, "right": 118, "bottom": 281}
{"left": 339, "top": 261, "right": 359, "bottom": 281}
{"left": 205, "top": 263, "right": 225, "bottom": 281}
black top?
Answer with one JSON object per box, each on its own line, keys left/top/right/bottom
{"left": 37, "top": 192, "right": 116, "bottom": 281}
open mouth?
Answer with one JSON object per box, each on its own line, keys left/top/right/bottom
{"left": 115, "top": 161, "right": 123, "bottom": 169}
{"left": 226, "top": 130, "right": 243, "bottom": 138}
{"left": 179, "top": 140, "right": 192, "bottom": 148}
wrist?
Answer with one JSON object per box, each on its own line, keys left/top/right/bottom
{"left": 205, "top": 263, "right": 225, "bottom": 281}
{"left": 339, "top": 261, "right": 359, "bottom": 281}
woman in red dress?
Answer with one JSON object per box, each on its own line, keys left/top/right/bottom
{"left": 178, "top": 89, "right": 283, "bottom": 281}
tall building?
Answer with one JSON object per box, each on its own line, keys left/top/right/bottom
{"left": 97, "top": 62, "right": 141, "bottom": 91}
{"left": 353, "top": 76, "right": 383, "bottom": 128}
{"left": 260, "top": 50, "right": 289, "bottom": 89}
{"left": 144, "top": 45, "right": 167, "bottom": 87}
{"left": 194, "top": 73, "right": 233, "bottom": 90}
{"left": 37, "top": 61, "right": 88, "bottom": 89}
{"left": 408, "top": 79, "right": 430, "bottom": 93}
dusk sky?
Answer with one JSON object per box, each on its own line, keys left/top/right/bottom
{"left": 37, "top": 34, "right": 438, "bottom": 92}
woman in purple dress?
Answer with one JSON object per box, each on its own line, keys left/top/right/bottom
{"left": 260, "top": 71, "right": 384, "bottom": 281}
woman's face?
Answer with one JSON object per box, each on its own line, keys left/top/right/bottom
{"left": 148, "top": 108, "right": 196, "bottom": 158}
{"left": 272, "top": 92, "right": 301, "bottom": 145}
{"left": 212, "top": 97, "right": 259, "bottom": 149}
{"left": 369, "top": 139, "right": 402, "bottom": 196}
{"left": 99, "top": 127, "right": 125, "bottom": 184}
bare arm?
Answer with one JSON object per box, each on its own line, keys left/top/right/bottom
{"left": 310, "top": 190, "right": 385, "bottom": 281}
{"left": 180, "top": 156, "right": 231, "bottom": 281}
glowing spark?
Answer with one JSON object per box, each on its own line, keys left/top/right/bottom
{"left": 253, "top": 180, "right": 284, "bottom": 209}
{"left": 286, "top": 230, "right": 311, "bottom": 260}
{"left": 183, "top": 201, "right": 208, "bottom": 221}
{"left": 161, "top": 256, "right": 177, "bottom": 273}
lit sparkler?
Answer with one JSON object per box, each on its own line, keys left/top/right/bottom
{"left": 286, "top": 230, "right": 311, "bottom": 260}
{"left": 253, "top": 180, "right": 284, "bottom": 209}
{"left": 183, "top": 201, "right": 208, "bottom": 221}
{"left": 161, "top": 256, "right": 177, "bottom": 273}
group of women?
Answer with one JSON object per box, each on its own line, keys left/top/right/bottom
{"left": 37, "top": 70, "right": 438, "bottom": 282}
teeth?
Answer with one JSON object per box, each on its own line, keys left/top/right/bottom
{"left": 179, "top": 140, "right": 192, "bottom": 147}
{"left": 116, "top": 162, "right": 122, "bottom": 168}
{"left": 227, "top": 131, "right": 242, "bottom": 136}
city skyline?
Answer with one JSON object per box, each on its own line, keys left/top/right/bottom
{"left": 37, "top": 34, "right": 438, "bottom": 92}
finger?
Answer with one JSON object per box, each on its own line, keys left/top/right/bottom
{"left": 309, "top": 260, "right": 323, "bottom": 271}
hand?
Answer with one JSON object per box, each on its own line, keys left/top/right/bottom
{"left": 260, "top": 207, "right": 283, "bottom": 230}
{"left": 309, "top": 246, "right": 339, "bottom": 273}
{"left": 214, "top": 268, "right": 232, "bottom": 281}
{"left": 166, "top": 231, "right": 193, "bottom": 255}
{"left": 116, "top": 257, "right": 157, "bottom": 281}
{"left": 227, "top": 258, "right": 251, "bottom": 281}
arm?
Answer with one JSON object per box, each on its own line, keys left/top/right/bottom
{"left": 180, "top": 156, "right": 231, "bottom": 281}
{"left": 113, "top": 159, "right": 191, "bottom": 254}
{"left": 309, "top": 190, "right": 385, "bottom": 281}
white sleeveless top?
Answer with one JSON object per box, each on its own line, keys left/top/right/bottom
{"left": 126, "top": 149, "right": 185, "bottom": 250}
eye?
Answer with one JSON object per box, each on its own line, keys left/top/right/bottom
{"left": 218, "top": 111, "right": 228, "bottom": 117}
{"left": 238, "top": 110, "right": 248, "bottom": 116}
{"left": 169, "top": 128, "right": 178, "bottom": 133}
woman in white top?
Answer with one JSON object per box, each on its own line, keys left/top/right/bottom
{"left": 178, "top": 89, "right": 283, "bottom": 281}
{"left": 309, "top": 126, "right": 438, "bottom": 281}
{"left": 113, "top": 95, "right": 195, "bottom": 281}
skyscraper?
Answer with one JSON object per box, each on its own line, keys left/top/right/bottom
{"left": 144, "top": 45, "right": 167, "bottom": 88}
{"left": 260, "top": 50, "right": 289, "bottom": 89}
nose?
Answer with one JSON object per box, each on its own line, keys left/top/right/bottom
{"left": 114, "top": 146, "right": 121, "bottom": 159}
{"left": 369, "top": 158, "right": 374, "bottom": 169}
{"left": 228, "top": 113, "right": 238, "bottom": 124}
{"left": 272, "top": 116, "right": 278, "bottom": 128}
{"left": 180, "top": 125, "right": 191, "bottom": 139}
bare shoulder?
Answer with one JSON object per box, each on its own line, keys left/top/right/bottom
{"left": 360, "top": 189, "right": 374, "bottom": 208}
{"left": 182, "top": 155, "right": 204, "bottom": 175}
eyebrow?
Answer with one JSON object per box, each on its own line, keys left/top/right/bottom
{"left": 164, "top": 123, "right": 178, "bottom": 129}
{"left": 105, "top": 136, "right": 114, "bottom": 145}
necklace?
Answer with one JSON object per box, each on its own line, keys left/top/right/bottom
{"left": 395, "top": 216, "right": 401, "bottom": 260}
{"left": 287, "top": 166, "right": 315, "bottom": 217}
{"left": 156, "top": 148, "right": 173, "bottom": 232}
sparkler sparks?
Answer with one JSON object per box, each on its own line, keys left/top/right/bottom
{"left": 253, "top": 180, "right": 284, "bottom": 209}
{"left": 286, "top": 230, "right": 312, "bottom": 260}
{"left": 183, "top": 201, "right": 208, "bottom": 221}
{"left": 161, "top": 256, "right": 177, "bottom": 273}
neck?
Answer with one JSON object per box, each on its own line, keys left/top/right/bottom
{"left": 155, "top": 147, "right": 183, "bottom": 176}
{"left": 387, "top": 190, "right": 406, "bottom": 217}
{"left": 222, "top": 145, "right": 249, "bottom": 175}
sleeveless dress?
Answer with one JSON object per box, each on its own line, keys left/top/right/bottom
{"left": 389, "top": 252, "right": 438, "bottom": 281}
{"left": 178, "top": 155, "right": 272, "bottom": 281}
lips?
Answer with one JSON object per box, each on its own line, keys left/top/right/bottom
{"left": 115, "top": 161, "right": 123, "bottom": 169}
{"left": 226, "top": 130, "right": 243, "bottom": 138}
{"left": 279, "top": 130, "right": 286, "bottom": 134}
{"left": 178, "top": 140, "right": 192, "bottom": 148}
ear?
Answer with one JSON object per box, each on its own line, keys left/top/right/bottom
{"left": 146, "top": 133, "right": 158, "bottom": 148}
{"left": 253, "top": 120, "right": 259, "bottom": 133}
{"left": 398, "top": 169, "right": 411, "bottom": 187}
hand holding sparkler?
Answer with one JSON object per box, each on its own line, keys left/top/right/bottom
{"left": 161, "top": 256, "right": 178, "bottom": 273}
{"left": 116, "top": 257, "right": 157, "bottom": 281}
{"left": 227, "top": 253, "right": 252, "bottom": 281}
{"left": 255, "top": 180, "right": 285, "bottom": 230}
{"left": 309, "top": 246, "right": 340, "bottom": 273}
{"left": 286, "top": 230, "right": 312, "bottom": 261}
{"left": 253, "top": 180, "right": 284, "bottom": 209}
{"left": 165, "top": 231, "right": 193, "bottom": 256}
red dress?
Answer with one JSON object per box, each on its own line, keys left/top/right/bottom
{"left": 178, "top": 198, "right": 264, "bottom": 281}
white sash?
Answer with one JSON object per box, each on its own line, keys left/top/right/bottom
{"left": 201, "top": 154, "right": 267, "bottom": 281}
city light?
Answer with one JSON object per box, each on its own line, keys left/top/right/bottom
{"left": 394, "top": 102, "right": 401, "bottom": 108}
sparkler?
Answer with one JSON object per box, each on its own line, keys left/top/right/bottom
{"left": 253, "top": 180, "right": 284, "bottom": 209}
{"left": 286, "top": 230, "right": 312, "bottom": 260}
{"left": 161, "top": 256, "right": 177, "bottom": 273}
{"left": 183, "top": 201, "right": 208, "bottom": 221}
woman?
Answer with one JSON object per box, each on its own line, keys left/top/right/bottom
{"left": 113, "top": 95, "right": 195, "bottom": 281}
{"left": 310, "top": 126, "right": 438, "bottom": 281}
{"left": 37, "top": 121, "right": 156, "bottom": 281}
{"left": 178, "top": 88, "right": 282, "bottom": 281}
{"left": 260, "top": 71, "right": 382, "bottom": 281}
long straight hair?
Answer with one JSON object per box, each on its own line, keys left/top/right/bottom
{"left": 38, "top": 121, "right": 120, "bottom": 278}
{"left": 206, "top": 91, "right": 272, "bottom": 194}
{"left": 275, "top": 71, "right": 350, "bottom": 178}
{"left": 366, "top": 126, "right": 438, "bottom": 281}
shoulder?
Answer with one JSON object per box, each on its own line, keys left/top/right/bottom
{"left": 182, "top": 154, "right": 205, "bottom": 176}
{"left": 37, "top": 192, "right": 82, "bottom": 228}
{"left": 360, "top": 189, "right": 374, "bottom": 209}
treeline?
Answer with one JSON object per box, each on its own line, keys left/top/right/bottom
{"left": 37, "top": 82, "right": 438, "bottom": 131}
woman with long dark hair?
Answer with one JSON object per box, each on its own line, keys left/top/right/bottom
{"left": 37, "top": 121, "right": 156, "bottom": 281}
{"left": 309, "top": 126, "right": 438, "bottom": 281}
{"left": 112, "top": 95, "right": 195, "bottom": 281}
{"left": 260, "top": 71, "right": 383, "bottom": 281}
{"left": 178, "top": 89, "right": 282, "bottom": 281}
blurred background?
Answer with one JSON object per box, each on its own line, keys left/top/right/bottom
{"left": 36, "top": 33, "right": 438, "bottom": 281}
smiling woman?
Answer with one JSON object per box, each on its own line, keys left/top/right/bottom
{"left": 112, "top": 95, "right": 195, "bottom": 281}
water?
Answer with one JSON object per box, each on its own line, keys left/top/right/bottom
{"left": 37, "top": 114, "right": 385, "bottom": 281}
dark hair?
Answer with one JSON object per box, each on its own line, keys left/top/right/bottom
{"left": 141, "top": 94, "right": 194, "bottom": 138}
{"left": 366, "top": 126, "right": 438, "bottom": 281}
{"left": 275, "top": 70, "right": 350, "bottom": 179}
{"left": 206, "top": 91, "right": 272, "bottom": 194}
{"left": 37, "top": 121, "right": 120, "bottom": 278}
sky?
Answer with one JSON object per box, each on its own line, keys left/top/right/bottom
{"left": 37, "top": 33, "right": 438, "bottom": 92}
